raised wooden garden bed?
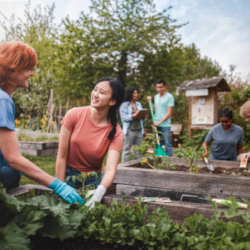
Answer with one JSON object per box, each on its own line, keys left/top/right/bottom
{"left": 8, "top": 184, "right": 230, "bottom": 225}
{"left": 114, "top": 157, "right": 250, "bottom": 202}
{"left": 18, "top": 141, "right": 58, "bottom": 156}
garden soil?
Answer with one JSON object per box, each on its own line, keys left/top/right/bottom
{"left": 30, "top": 235, "right": 132, "bottom": 250}
{"left": 172, "top": 165, "right": 250, "bottom": 176}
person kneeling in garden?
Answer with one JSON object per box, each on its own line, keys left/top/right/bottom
{"left": 202, "top": 108, "right": 243, "bottom": 161}
{"left": 0, "top": 41, "right": 84, "bottom": 205}
{"left": 55, "top": 77, "right": 124, "bottom": 209}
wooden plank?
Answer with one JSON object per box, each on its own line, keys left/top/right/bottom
{"left": 114, "top": 166, "right": 250, "bottom": 198}
{"left": 19, "top": 141, "right": 58, "bottom": 150}
{"left": 37, "top": 148, "right": 58, "bottom": 156}
{"left": 171, "top": 124, "right": 182, "bottom": 134}
{"left": 102, "top": 194, "right": 227, "bottom": 224}
{"left": 118, "top": 157, "right": 247, "bottom": 170}
{"left": 116, "top": 184, "right": 235, "bottom": 201}
{"left": 8, "top": 184, "right": 51, "bottom": 196}
{"left": 19, "top": 141, "right": 44, "bottom": 150}
{"left": 19, "top": 148, "right": 58, "bottom": 156}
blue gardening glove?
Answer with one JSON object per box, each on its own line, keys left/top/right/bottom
{"left": 85, "top": 185, "right": 106, "bottom": 209}
{"left": 48, "top": 178, "right": 85, "bottom": 205}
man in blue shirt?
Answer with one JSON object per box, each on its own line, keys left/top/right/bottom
{"left": 147, "top": 79, "right": 174, "bottom": 156}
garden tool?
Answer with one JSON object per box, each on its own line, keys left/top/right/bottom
{"left": 149, "top": 99, "right": 168, "bottom": 157}
{"left": 212, "top": 198, "right": 248, "bottom": 209}
{"left": 204, "top": 157, "right": 214, "bottom": 172}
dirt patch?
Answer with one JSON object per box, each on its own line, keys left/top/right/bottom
{"left": 172, "top": 165, "right": 250, "bottom": 176}
{"left": 30, "top": 235, "right": 123, "bottom": 250}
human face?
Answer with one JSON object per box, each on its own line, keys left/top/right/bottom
{"left": 15, "top": 68, "right": 34, "bottom": 89}
{"left": 132, "top": 90, "right": 138, "bottom": 101}
{"left": 243, "top": 112, "right": 250, "bottom": 122}
{"left": 220, "top": 117, "right": 233, "bottom": 131}
{"left": 156, "top": 83, "right": 166, "bottom": 96}
{"left": 91, "top": 81, "right": 116, "bottom": 109}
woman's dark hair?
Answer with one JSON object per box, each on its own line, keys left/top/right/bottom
{"left": 96, "top": 77, "right": 124, "bottom": 140}
{"left": 219, "top": 108, "right": 233, "bottom": 120}
{"left": 124, "top": 87, "right": 137, "bottom": 102}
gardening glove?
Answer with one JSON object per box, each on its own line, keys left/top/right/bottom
{"left": 86, "top": 184, "right": 106, "bottom": 210}
{"left": 48, "top": 178, "right": 85, "bottom": 205}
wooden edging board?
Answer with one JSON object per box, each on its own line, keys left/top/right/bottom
{"left": 117, "top": 157, "right": 250, "bottom": 170}
{"left": 114, "top": 157, "right": 250, "bottom": 200}
{"left": 102, "top": 194, "right": 230, "bottom": 225}
{"left": 18, "top": 141, "right": 58, "bottom": 156}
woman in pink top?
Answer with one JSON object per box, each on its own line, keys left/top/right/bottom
{"left": 56, "top": 77, "right": 124, "bottom": 209}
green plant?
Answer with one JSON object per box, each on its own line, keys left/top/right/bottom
{"left": 1, "top": 184, "right": 250, "bottom": 250}
{"left": 175, "top": 146, "right": 204, "bottom": 172}
{"left": 65, "top": 172, "right": 98, "bottom": 197}
{"left": 156, "top": 156, "right": 176, "bottom": 170}
{"left": 133, "top": 139, "right": 150, "bottom": 158}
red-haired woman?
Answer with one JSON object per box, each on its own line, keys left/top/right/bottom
{"left": 0, "top": 41, "right": 84, "bottom": 204}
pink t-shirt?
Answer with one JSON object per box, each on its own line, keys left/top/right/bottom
{"left": 61, "top": 106, "right": 123, "bottom": 173}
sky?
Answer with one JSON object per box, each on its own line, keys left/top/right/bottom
{"left": 0, "top": 0, "right": 249, "bottom": 82}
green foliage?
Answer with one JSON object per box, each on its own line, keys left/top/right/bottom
{"left": 0, "top": 2, "right": 60, "bottom": 118}
{"left": 181, "top": 129, "right": 209, "bottom": 150}
{"left": 20, "top": 155, "right": 56, "bottom": 186}
{"left": 1, "top": 183, "right": 250, "bottom": 249}
{"left": 65, "top": 172, "right": 98, "bottom": 197}
{"left": 175, "top": 146, "right": 204, "bottom": 172}
{"left": 156, "top": 156, "right": 176, "bottom": 170}
{"left": 1, "top": 0, "right": 222, "bottom": 121}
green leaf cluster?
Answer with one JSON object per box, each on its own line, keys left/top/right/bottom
{"left": 1, "top": 183, "right": 250, "bottom": 249}
{"left": 1, "top": 0, "right": 221, "bottom": 126}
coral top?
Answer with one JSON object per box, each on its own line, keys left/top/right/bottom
{"left": 61, "top": 106, "right": 123, "bottom": 173}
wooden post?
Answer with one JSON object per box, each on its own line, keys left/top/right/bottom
{"left": 188, "top": 97, "right": 192, "bottom": 138}
{"left": 214, "top": 87, "right": 218, "bottom": 124}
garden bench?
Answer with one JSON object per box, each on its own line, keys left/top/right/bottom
{"left": 171, "top": 124, "right": 183, "bottom": 147}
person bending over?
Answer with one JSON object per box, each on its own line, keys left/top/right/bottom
{"left": 202, "top": 108, "right": 243, "bottom": 161}
{"left": 56, "top": 77, "right": 124, "bottom": 209}
{"left": 0, "top": 41, "right": 84, "bottom": 204}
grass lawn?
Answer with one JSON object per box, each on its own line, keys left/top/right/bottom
{"left": 20, "top": 154, "right": 56, "bottom": 186}
{"left": 20, "top": 152, "right": 154, "bottom": 186}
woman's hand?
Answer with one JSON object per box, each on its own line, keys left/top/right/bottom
{"left": 202, "top": 141, "right": 209, "bottom": 159}
{"left": 131, "top": 110, "right": 140, "bottom": 119}
{"left": 49, "top": 178, "right": 85, "bottom": 204}
{"left": 241, "top": 152, "right": 250, "bottom": 161}
{"left": 86, "top": 185, "right": 106, "bottom": 209}
{"left": 153, "top": 121, "right": 161, "bottom": 127}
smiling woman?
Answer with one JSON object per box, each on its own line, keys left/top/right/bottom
{"left": 0, "top": 41, "right": 85, "bottom": 205}
{"left": 202, "top": 108, "right": 244, "bottom": 161}
{"left": 55, "top": 77, "right": 125, "bottom": 209}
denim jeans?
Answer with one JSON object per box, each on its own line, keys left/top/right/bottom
{"left": 209, "top": 153, "right": 237, "bottom": 161}
{"left": 157, "top": 126, "right": 173, "bottom": 157}
{"left": 0, "top": 163, "right": 21, "bottom": 190}
{"left": 65, "top": 165, "right": 102, "bottom": 189}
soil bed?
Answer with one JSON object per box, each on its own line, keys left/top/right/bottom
{"left": 172, "top": 165, "right": 250, "bottom": 176}
{"left": 30, "top": 235, "right": 121, "bottom": 250}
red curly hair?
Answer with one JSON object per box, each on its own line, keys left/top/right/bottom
{"left": 0, "top": 41, "right": 37, "bottom": 86}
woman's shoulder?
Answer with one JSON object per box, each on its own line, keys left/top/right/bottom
{"left": 212, "top": 123, "right": 222, "bottom": 129}
{"left": 65, "top": 106, "right": 90, "bottom": 120}
{"left": 0, "top": 88, "right": 13, "bottom": 102}
{"left": 233, "top": 123, "right": 244, "bottom": 132}
{"left": 67, "top": 106, "right": 89, "bottom": 114}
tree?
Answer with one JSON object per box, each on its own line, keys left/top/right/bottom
{"left": 0, "top": 2, "right": 59, "bottom": 122}
{"left": 55, "top": 0, "right": 184, "bottom": 103}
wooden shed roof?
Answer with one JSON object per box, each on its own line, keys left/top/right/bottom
{"left": 179, "top": 77, "right": 230, "bottom": 92}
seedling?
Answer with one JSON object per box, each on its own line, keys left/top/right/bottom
{"left": 65, "top": 171, "right": 98, "bottom": 197}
